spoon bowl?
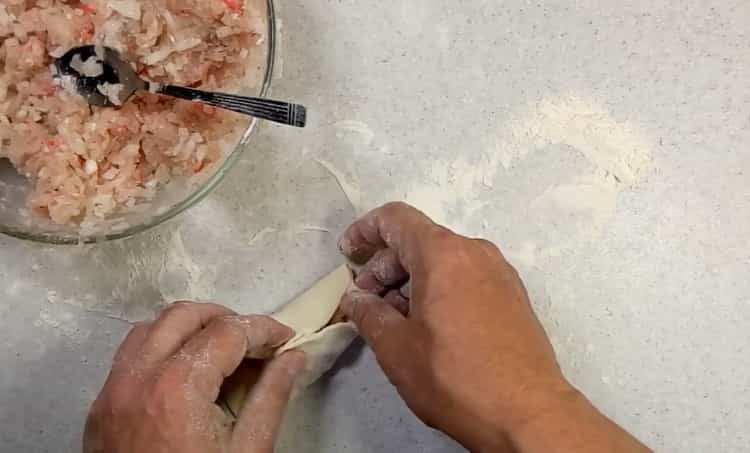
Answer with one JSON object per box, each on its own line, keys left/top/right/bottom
{"left": 55, "top": 45, "right": 144, "bottom": 107}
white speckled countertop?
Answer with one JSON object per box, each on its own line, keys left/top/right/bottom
{"left": 2, "top": 1, "right": 749, "bottom": 452}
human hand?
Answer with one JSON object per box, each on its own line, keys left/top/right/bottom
{"left": 83, "top": 302, "right": 305, "bottom": 453}
{"left": 338, "top": 202, "right": 574, "bottom": 451}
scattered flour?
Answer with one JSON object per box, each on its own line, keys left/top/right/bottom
{"left": 314, "top": 93, "right": 653, "bottom": 271}
{"left": 492, "top": 93, "right": 652, "bottom": 185}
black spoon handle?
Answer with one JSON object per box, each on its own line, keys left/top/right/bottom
{"left": 156, "top": 85, "right": 307, "bottom": 128}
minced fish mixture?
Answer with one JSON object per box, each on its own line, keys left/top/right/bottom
{"left": 0, "top": 0, "right": 263, "bottom": 225}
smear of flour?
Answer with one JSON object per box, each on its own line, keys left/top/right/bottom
{"left": 423, "top": 93, "right": 650, "bottom": 228}
{"left": 333, "top": 120, "right": 375, "bottom": 146}
{"left": 316, "top": 159, "right": 362, "bottom": 213}
{"left": 158, "top": 229, "right": 215, "bottom": 302}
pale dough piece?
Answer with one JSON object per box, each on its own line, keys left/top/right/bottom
{"left": 222, "top": 265, "right": 358, "bottom": 418}
{"left": 273, "top": 265, "right": 359, "bottom": 387}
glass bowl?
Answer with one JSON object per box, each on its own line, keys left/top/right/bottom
{"left": 0, "top": 0, "right": 277, "bottom": 245}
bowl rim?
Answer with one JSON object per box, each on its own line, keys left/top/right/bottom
{"left": 0, "top": 0, "right": 277, "bottom": 245}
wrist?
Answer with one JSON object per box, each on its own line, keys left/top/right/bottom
{"left": 505, "top": 380, "right": 601, "bottom": 451}
{"left": 504, "top": 381, "right": 652, "bottom": 453}
{"left": 507, "top": 377, "right": 584, "bottom": 436}
{"left": 441, "top": 379, "right": 576, "bottom": 452}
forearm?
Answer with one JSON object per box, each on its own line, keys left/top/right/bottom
{"left": 506, "top": 387, "right": 652, "bottom": 453}
{"left": 451, "top": 385, "right": 650, "bottom": 453}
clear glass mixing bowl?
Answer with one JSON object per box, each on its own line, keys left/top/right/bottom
{"left": 0, "top": 0, "right": 277, "bottom": 244}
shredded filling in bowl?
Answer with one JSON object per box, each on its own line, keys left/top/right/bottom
{"left": 0, "top": 0, "right": 266, "bottom": 231}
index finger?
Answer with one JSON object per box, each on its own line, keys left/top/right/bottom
{"left": 137, "top": 302, "right": 236, "bottom": 367}
{"left": 161, "top": 316, "right": 294, "bottom": 402}
{"left": 338, "top": 202, "right": 442, "bottom": 271}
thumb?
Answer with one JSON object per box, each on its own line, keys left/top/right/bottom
{"left": 340, "top": 290, "right": 408, "bottom": 369}
{"left": 231, "top": 351, "right": 306, "bottom": 453}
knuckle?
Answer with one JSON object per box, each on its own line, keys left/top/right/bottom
{"left": 472, "top": 238, "right": 509, "bottom": 263}
{"left": 278, "top": 349, "right": 307, "bottom": 374}
{"left": 237, "top": 314, "right": 283, "bottom": 339}
{"left": 356, "top": 304, "right": 376, "bottom": 329}
{"left": 207, "top": 315, "right": 245, "bottom": 338}
{"left": 88, "top": 393, "right": 111, "bottom": 417}
{"left": 380, "top": 351, "right": 415, "bottom": 390}
{"left": 212, "top": 316, "right": 251, "bottom": 348}
{"left": 113, "top": 324, "right": 149, "bottom": 362}
{"left": 381, "top": 201, "right": 412, "bottom": 213}
{"left": 201, "top": 302, "right": 235, "bottom": 314}
{"left": 472, "top": 238, "right": 501, "bottom": 254}
{"left": 158, "top": 301, "right": 194, "bottom": 319}
{"left": 350, "top": 296, "right": 378, "bottom": 330}
{"left": 370, "top": 249, "right": 401, "bottom": 280}
{"left": 428, "top": 229, "right": 469, "bottom": 260}
{"left": 147, "top": 368, "right": 185, "bottom": 409}
{"left": 94, "top": 382, "right": 134, "bottom": 418}
{"left": 430, "top": 227, "right": 460, "bottom": 245}
{"left": 143, "top": 380, "right": 173, "bottom": 418}
{"left": 128, "top": 322, "right": 151, "bottom": 339}
{"left": 237, "top": 313, "right": 269, "bottom": 326}
{"left": 505, "top": 261, "right": 521, "bottom": 280}
{"left": 350, "top": 298, "right": 371, "bottom": 326}
{"left": 170, "top": 300, "right": 195, "bottom": 309}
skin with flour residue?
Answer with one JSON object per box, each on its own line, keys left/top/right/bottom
{"left": 83, "top": 304, "right": 305, "bottom": 453}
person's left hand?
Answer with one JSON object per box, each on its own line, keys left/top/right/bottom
{"left": 83, "top": 302, "right": 306, "bottom": 453}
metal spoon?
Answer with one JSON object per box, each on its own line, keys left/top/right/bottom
{"left": 54, "top": 45, "right": 306, "bottom": 128}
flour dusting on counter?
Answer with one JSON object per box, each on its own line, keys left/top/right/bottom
{"left": 492, "top": 94, "right": 653, "bottom": 185}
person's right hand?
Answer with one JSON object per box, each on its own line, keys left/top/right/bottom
{"left": 338, "top": 202, "right": 650, "bottom": 453}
